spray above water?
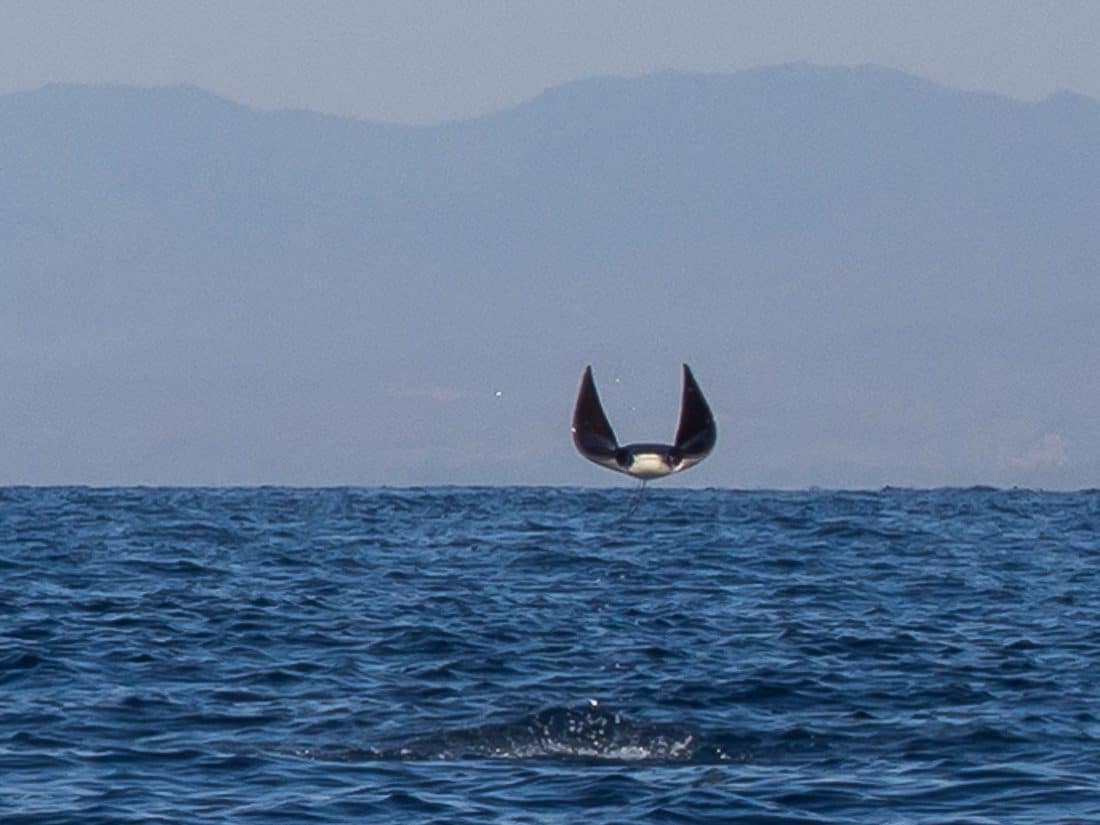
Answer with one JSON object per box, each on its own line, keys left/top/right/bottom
{"left": 366, "top": 705, "right": 733, "bottom": 763}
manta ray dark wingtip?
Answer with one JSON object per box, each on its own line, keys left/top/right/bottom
{"left": 674, "top": 364, "right": 716, "bottom": 465}
{"left": 572, "top": 365, "right": 620, "bottom": 471}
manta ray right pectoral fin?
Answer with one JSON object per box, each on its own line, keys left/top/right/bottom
{"left": 571, "top": 365, "right": 623, "bottom": 472}
{"left": 672, "top": 364, "right": 717, "bottom": 469}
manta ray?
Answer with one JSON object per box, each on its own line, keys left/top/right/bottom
{"left": 571, "top": 364, "right": 717, "bottom": 479}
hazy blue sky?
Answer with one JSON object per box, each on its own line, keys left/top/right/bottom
{"left": 4, "top": 3, "right": 1099, "bottom": 487}
{"left": 3, "top": 1, "right": 1099, "bottom": 123}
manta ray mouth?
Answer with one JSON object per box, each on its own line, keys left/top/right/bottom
{"left": 618, "top": 451, "right": 677, "bottom": 479}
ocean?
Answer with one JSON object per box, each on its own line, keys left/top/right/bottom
{"left": 1, "top": 486, "right": 1098, "bottom": 823}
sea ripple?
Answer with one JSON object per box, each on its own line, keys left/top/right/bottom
{"left": 1, "top": 486, "right": 1099, "bottom": 823}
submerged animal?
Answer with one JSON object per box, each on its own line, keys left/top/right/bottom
{"left": 571, "top": 364, "right": 717, "bottom": 479}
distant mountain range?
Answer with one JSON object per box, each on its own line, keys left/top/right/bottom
{"left": 2, "top": 64, "right": 1098, "bottom": 486}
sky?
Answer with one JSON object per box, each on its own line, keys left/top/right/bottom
{"left": 4, "top": 2, "right": 1100, "bottom": 488}
{"left": 2, "top": 1, "right": 1100, "bottom": 124}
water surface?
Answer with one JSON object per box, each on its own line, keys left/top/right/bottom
{"left": 2, "top": 486, "right": 1098, "bottom": 822}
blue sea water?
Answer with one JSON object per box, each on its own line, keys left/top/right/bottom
{"left": 1, "top": 486, "right": 1099, "bottom": 823}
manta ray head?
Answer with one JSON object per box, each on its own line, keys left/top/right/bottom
{"left": 615, "top": 445, "right": 682, "bottom": 479}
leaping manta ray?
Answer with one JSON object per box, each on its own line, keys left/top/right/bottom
{"left": 571, "top": 364, "right": 717, "bottom": 480}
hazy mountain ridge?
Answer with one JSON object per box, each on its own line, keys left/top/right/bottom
{"left": 2, "top": 65, "right": 1097, "bottom": 486}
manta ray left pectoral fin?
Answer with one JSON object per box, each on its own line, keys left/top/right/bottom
{"left": 672, "top": 364, "right": 717, "bottom": 470}
{"left": 571, "top": 366, "right": 623, "bottom": 472}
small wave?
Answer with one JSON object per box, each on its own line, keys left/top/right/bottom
{"left": 367, "top": 705, "right": 723, "bottom": 763}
